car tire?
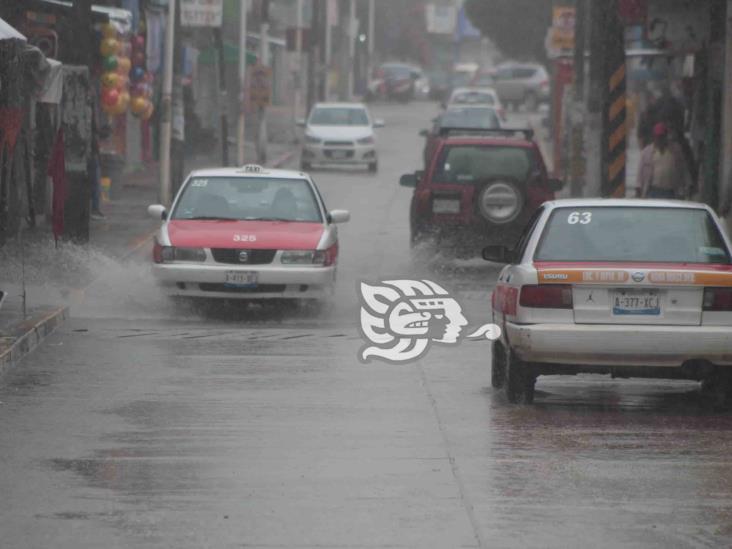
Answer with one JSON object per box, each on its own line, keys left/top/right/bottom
{"left": 300, "top": 160, "right": 312, "bottom": 171}
{"left": 524, "top": 91, "right": 538, "bottom": 112}
{"left": 368, "top": 161, "right": 378, "bottom": 173}
{"left": 505, "top": 348, "right": 535, "bottom": 404}
{"left": 477, "top": 178, "right": 525, "bottom": 225}
{"left": 491, "top": 340, "right": 507, "bottom": 389}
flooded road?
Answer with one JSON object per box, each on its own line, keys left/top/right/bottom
{"left": 2, "top": 102, "right": 732, "bottom": 548}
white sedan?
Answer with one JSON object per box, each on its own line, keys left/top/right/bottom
{"left": 298, "top": 102, "right": 384, "bottom": 172}
{"left": 485, "top": 199, "right": 732, "bottom": 405}
{"left": 147, "top": 165, "right": 349, "bottom": 301}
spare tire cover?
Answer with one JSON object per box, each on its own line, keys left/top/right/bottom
{"left": 477, "top": 180, "right": 523, "bottom": 224}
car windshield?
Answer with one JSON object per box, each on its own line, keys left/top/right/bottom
{"left": 440, "top": 108, "right": 500, "bottom": 129}
{"left": 172, "top": 177, "right": 322, "bottom": 223}
{"left": 535, "top": 207, "right": 731, "bottom": 264}
{"left": 309, "top": 107, "right": 369, "bottom": 126}
{"left": 434, "top": 145, "right": 534, "bottom": 183}
{"left": 451, "top": 91, "right": 496, "bottom": 105}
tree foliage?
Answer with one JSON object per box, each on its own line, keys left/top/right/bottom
{"left": 464, "top": 0, "right": 554, "bottom": 61}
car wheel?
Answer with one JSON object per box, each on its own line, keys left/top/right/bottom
{"left": 368, "top": 161, "right": 378, "bottom": 173}
{"left": 524, "top": 91, "right": 538, "bottom": 112}
{"left": 505, "top": 348, "right": 535, "bottom": 404}
{"left": 300, "top": 160, "right": 312, "bottom": 171}
{"left": 491, "top": 340, "right": 507, "bottom": 389}
{"left": 477, "top": 178, "right": 524, "bottom": 225}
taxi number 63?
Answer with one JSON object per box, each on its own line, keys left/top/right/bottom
{"left": 233, "top": 234, "right": 257, "bottom": 242}
{"left": 567, "top": 211, "right": 592, "bottom": 225}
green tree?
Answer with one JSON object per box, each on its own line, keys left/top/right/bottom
{"left": 464, "top": 0, "right": 554, "bottom": 61}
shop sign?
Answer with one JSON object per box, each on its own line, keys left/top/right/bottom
{"left": 181, "top": 0, "right": 223, "bottom": 28}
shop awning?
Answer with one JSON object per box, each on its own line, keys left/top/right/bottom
{"left": 0, "top": 17, "right": 27, "bottom": 41}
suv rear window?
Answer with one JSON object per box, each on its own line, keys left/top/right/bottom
{"left": 433, "top": 145, "right": 534, "bottom": 183}
{"left": 535, "top": 207, "right": 731, "bottom": 264}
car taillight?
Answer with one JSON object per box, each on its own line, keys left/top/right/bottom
{"left": 520, "top": 284, "right": 573, "bottom": 309}
{"left": 415, "top": 189, "right": 432, "bottom": 214}
{"left": 703, "top": 288, "right": 732, "bottom": 311}
{"left": 153, "top": 240, "right": 164, "bottom": 263}
{"left": 323, "top": 243, "right": 338, "bottom": 266}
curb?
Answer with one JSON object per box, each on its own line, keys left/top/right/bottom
{"left": 0, "top": 307, "right": 69, "bottom": 378}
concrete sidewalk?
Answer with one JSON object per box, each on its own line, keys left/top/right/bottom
{"left": 0, "top": 143, "right": 297, "bottom": 376}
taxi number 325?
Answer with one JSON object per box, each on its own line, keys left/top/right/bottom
{"left": 567, "top": 212, "right": 592, "bottom": 225}
{"left": 233, "top": 234, "right": 257, "bottom": 242}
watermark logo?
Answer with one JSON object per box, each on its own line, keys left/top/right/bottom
{"left": 358, "top": 279, "right": 501, "bottom": 364}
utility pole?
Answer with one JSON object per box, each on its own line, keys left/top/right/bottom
{"left": 215, "top": 27, "right": 229, "bottom": 166}
{"left": 237, "top": 0, "right": 249, "bottom": 165}
{"left": 324, "top": 0, "right": 332, "bottom": 100}
{"left": 584, "top": 0, "right": 607, "bottom": 197}
{"left": 367, "top": 0, "right": 375, "bottom": 81}
{"left": 573, "top": 0, "right": 586, "bottom": 101}
{"left": 159, "top": 0, "right": 176, "bottom": 205}
{"left": 294, "top": 0, "right": 304, "bottom": 122}
{"left": 257, "top": 0, "right": 270, "bottom": 164}
{"left": 348, "top": 0, "right": 356, "bottom": 100}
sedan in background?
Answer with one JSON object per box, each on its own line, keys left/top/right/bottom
{"left": 491, "top": 62, "right": 550, "bottom": 111}
{"left": 445, "top": 87, "right": 506, "bottom": 120}
{"left": 487, "top": 200, "right": 732, "bottom": 405}
{"left": 148, "top": 165, "right": 350, "bottom": 301}
{"left": 298, "top": 103, "right": 384, "bottom": 172}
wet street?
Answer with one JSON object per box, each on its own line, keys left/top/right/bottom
{"left": 2, "top": 102, "right": 732, "bottom": 548}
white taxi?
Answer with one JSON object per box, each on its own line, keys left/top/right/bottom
{"left": 147, "top": 165, "right": 349, "bottom": 300}
{"left": 485, "top": 199, "right": 732, "bottom": 404}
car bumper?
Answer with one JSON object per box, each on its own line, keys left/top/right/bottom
{"left": 302, "top": 144, "right": 377, "bottom": 165}
{"left": 152, "top": 263, "right": 336, "bottom": 299}
{"left": 505, "top": 322, "right": 732, "bottom": 367}
{"left": 416, "top": 218, "right": 529, "bottom": 250}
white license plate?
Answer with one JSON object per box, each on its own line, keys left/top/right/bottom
{"left": 433, "top": 199, "right": 461, "bottom": 214}
{"left": 612, "top": 290, "right": 661, "bottom": 316}
{"left": 225, "top": 271, "right": 258, "bottom": 287}
{"left": 329, "top": 150, "right": 349, "bottom": 159}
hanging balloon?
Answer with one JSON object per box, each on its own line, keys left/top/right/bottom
{"left": 132, "top": 34, "right": 145, "bottom": 51}
{"left": 116, "top": 56, "right": 131, "bottom": 74}
{"left": 130, "top": 96, "right": 148, "bottom": 116}
{"left": 130, "top": 82, "right": 146, "bottom": 97}
{"left": 118, "top": 91, "right": 130, "bottom": 108}
{"left": 132, "top": 51, "right": 146, "bottom": 66}
{"left": 102, "top": 55, "right": 118, "bottom": 72}
{"left": 102, "top": 23, "right": 117, "bottom": 40}
{"left": 101, "top": 87, "right": 120, "bottom": 109}
{"left": 99, "top": 38, "right": 119, "bottom": 57}
{"left": 130, "top": 66, "right": 146, "bottom": 83}
{"left": 101, "top": 71, "right": 120, "bottom": 89}
{"left": 143, "top": 71, "right": 154, "bottom": 85}
{"left": 141, "top": 102, "right": 154, "bottom": 121}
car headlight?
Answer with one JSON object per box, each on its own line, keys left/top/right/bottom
{"left": 305, "top": 135, "right": 321, "bottom": 145}
{"left": 159, "top": 246, "right": 206, "bottom": 263}
{"left": 281, "top": 250, "right": 326, "bottom": 265}
{"left": 357, "top": 136, "right": 375, "bottom": 145}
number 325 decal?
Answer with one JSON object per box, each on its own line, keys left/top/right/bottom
{"left": 233, "top": 234, "right": 257, "bottom": 242}
{"left": 567, "top": 211, "right": 592, "bottom": 225}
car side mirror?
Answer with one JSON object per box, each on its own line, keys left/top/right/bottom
{"left": 296, "top": 118, "right": 306, "bottom": 127}
{"left": 482, "top": 245, "right": 513, "bottom": 263}
{"left": 373, "top": 118, "right": 385, "bottom": 128}
{"left": 400, "top": 173, "right": 417, "bottom": 188}
{"left": 419, "top": 129, "right": 429, "bottom": 137}
{"left": 147, "top": 204, "right": 167, "bottom": 220}
{"left": 547, "top": 178, "right": 564, "bottom": 192}
{"left": 328, "top": 209, "right": 350, "bottom": 224}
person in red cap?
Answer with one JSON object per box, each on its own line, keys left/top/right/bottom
{"left": 637, "top": 122, "right": 691, "bottom": 199}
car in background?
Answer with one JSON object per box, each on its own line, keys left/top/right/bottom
{"left": 426, "top": 69, "right": 451, "bottom": 101}
{"left": 399, "top": 128, "right": 563, "bottom": 257}
{"left": 147, "top": 165, "right": 350, "bottom": 301}
{"left": 298, "top": 102, "right": 384, "bottom": 172}
{"left": 419, "top": 105, "right": 503, "bottom": 166}
{"left": 471, "top": 67, "right": 496, "bottom": 88}
{"left": 366, "top": 62, "right": 428, "bottom": 102}
{"left": 449, "top": 62, "right": 479, "bottom": 92}
{"left": 485, "top": 200, "right": 732, "bottom": 405}
{"left": 491, "top": 62, "right": 550, "bottom": 111}
{"left": 445, "top": 87, "right": 506, "bottom": 120}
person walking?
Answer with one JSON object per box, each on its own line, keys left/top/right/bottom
{"left": 637, "top": 122, "right": 691, "bottom": 199}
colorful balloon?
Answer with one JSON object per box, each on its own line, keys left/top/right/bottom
{"left": 99, "top": 38, "right": 119, "bottom": 57}
{"left": 116, "top": 56, "right": 131, "bottom": 74}
{"left": 133, "top": 34, "right": 145, "bottom": 50}
{"left": 130, "top": 66, "right": 145, "bottom": 83}
{"left": 102, "top": 55, "right": 118, "bottom": 72}
{"left": 102, "top": 23, "right": 117, "bottom": 40}
{"left": 130, "top": 96, "right": 148, "bottom": 116}
{"left": 101, "top": 71, "right": 120, "bottom": 89}
{"left": 141, "top": 102, "right": 154, "bottom": 121}
{"left": 132, "top": 51, "right": 146, "bottom": 66}
{"left": 101, "top": 88, "right": 120, "bottom": 108}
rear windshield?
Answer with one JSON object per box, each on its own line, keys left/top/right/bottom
{"left": 172, "top": 177, "right": 322, "bottom": 223}
{"left": 439, "top": 108, "right": 500, "bottom": 130}
{"left": 451, "top": 91, "right": 496, "bottom": 105}
{"left": 433, "top": 145, "right": 534, "bottom": 183}
{"left": 535, "top": 207, "right": 731, "bottom": 264}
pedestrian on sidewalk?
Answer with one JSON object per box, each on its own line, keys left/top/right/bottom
{"left": 637, "top": 122, "right": 691, "bottom": 200}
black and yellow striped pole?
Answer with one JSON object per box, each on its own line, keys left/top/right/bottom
{"left": 602, "top": 1, "right": 627, "bottom": 198}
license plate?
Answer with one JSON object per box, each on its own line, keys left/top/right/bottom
{"left": 225, "top": 271, "right": 258, "bottom": 287}
{"left": 329, "top": 150, "right": 349, "bottom": 159}
{"left": 433, "top": 199, "right": 461, "bottom": 214}
{"left": 612, "top": 290, "right": 661, "bottom": 316}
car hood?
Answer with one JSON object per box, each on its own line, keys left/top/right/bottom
{"left": 306, "top": 125, "right": 373, "bottom": 141}
{"left": 167, "top": 220, "right": 325, "bottom": 249}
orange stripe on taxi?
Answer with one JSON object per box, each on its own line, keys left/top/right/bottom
{"left": 537, "top": 268, "right": 732, "bottom": 287}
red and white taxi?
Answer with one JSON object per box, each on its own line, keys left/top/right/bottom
{"left": 148, "top": 165, "right": 349, "bottom": 300}
{"left": 485, "top": 199, "right": 732, "bottom": 404}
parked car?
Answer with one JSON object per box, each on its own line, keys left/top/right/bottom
{"left": 366, "top": 62, "right": 427, "bottom": 102}
{"left": 298, "top": 102, "right": 384, "bottom": 172}
{"left": 485, "top": 199, "right": 732, "bottom": 405}
{"left": 445, "top": 87, "right": 506, "bottom": 121}
{"left": 400, "top": 128, "right": 562, "bottom": 257}
{"left": 491, "top": 62, "right": 550, "bottom": 111}
{"left": 419, "top": 105, "right": 503, "bottom": 167}
{"left": 148, "top": 165, "right": 350, "bottom": 301}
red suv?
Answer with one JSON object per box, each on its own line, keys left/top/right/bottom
{"left": 400, "top": 128, "right": 563, "bottom": 256}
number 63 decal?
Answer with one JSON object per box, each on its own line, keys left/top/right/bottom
{"left": 567, "top": 211, "right": 592, "bottom": 225}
